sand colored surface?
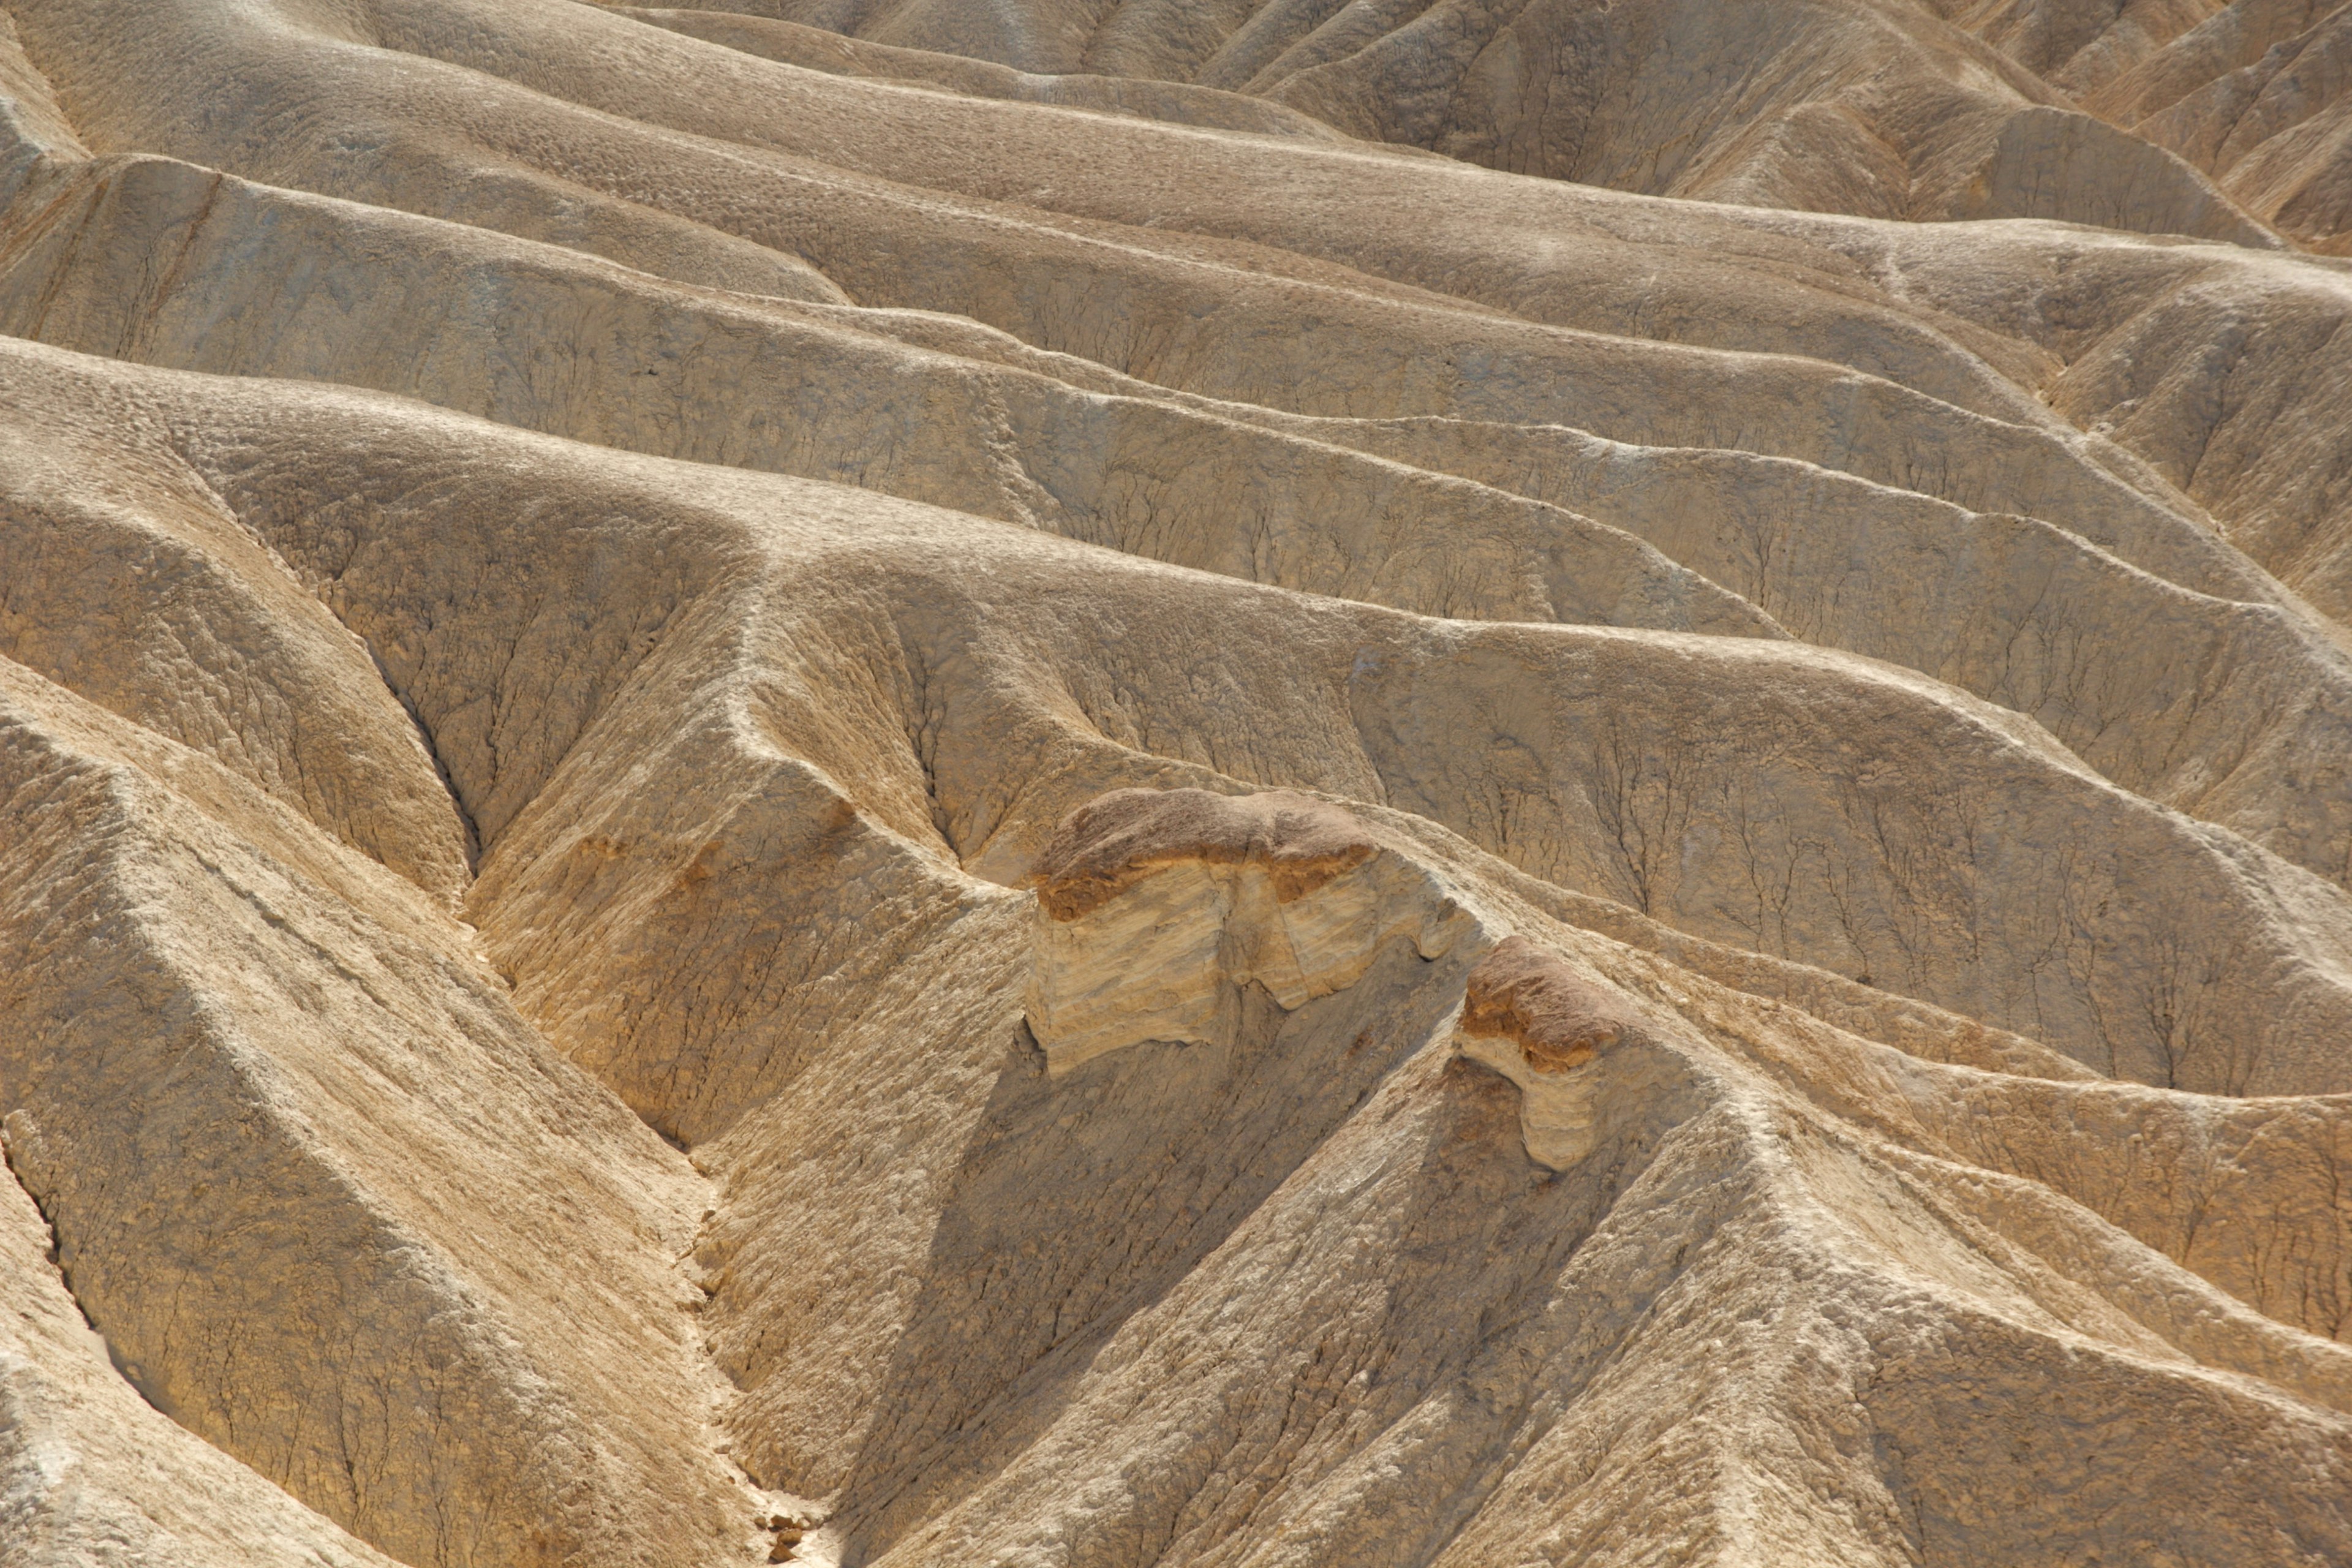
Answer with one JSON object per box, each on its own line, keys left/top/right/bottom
{"left": 3, "top": 3, "right": 2352, "bottom": 1566}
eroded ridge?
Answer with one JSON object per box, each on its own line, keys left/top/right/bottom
{"left": 4, "top": 1, "right": 2352, "bottom": 1564}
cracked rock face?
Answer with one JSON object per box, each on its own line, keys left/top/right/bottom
{"left": 1452, "top": 935, "right": 1693, "bottom": 1169}
{"left": 1023, "top": 788, "right": 1480, "bottom": 1071}
{"left": 1030, "top": 787, "right": 1382, "bottom": 921}
{"left": 6, "top": 2, "right": 2352, "bottom": 1566}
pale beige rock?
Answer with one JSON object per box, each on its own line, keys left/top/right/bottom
{"left": 0, "top": 1169, "right": 402, "bottom": 1568}
{"left": 0, "top": 653, "right": 758, "bottom": 1568}
{"left": 614, "top": 8, "right": 1355, "bottom": 141}
{"left": 0, "top": 9, "right": 79, "bottom": 205}
{"left": 1023, "top": 788, "right": 1481, "bottom": 1072}
{"left": 20, "top": 337, "right": 2329, "bottom": 1095}
{"left": 722, "top": 0, "right": 2282, "bottom": 241}
{"left": 5, "top": 4, "right": 2352, "bottom": 1566}
{"left": 2138, "top": 2, "right": 2352, "bottom": 248}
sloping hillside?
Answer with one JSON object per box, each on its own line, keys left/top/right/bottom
{"left": 3, "top": 5, "right": 2351, "bottom": 1566}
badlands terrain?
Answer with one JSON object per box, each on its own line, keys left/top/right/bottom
{"left": 5, "top": 0, "right": 2352, "bottom": 1564}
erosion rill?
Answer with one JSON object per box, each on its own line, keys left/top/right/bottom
{"left": 3, "top": 2, "right": 2352, "bottom": 1564}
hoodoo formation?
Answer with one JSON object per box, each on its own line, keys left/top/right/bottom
{"left": 4, "top": 0, "right": 2352, "bottom": 1563}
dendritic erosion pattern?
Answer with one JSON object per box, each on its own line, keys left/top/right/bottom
{"left": 3, "top": 2, "right": 2352, "bottom": 1566}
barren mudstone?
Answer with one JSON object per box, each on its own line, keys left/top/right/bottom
{"left": 1458, "top": 934, "right": 1644, "bottom": 1072}
{"left": 1029, "top": 786, "right": 1379, "bottom": 919}
{"left": 6, "top": 1, "right": 2352, "bottom": 1565}
{"left": 1023, "top": 788, "right": 1478, "bottom": 1072}
{"left": 1449, "top": 935, "right": 1689, "bottom": 1169}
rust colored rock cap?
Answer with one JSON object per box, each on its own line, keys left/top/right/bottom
{"left": 1030, "top": 787, "right": 1377, "bottom": 921}
{"left": 1460, "top": 936, "right": 1645, "bottom": 1073}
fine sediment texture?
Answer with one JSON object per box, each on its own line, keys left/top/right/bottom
{"left": 3, "top": 3, "right": 2352, "bottom": 1566}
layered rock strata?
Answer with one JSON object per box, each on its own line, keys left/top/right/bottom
{"left": 2, "top": 2, "right": 2352, "bottom": 1565}
{"left": 1452, "top": 935, "right": 1683, "bottom": 1169}
{"left": 1024, "top": 788, "right": 1479, "bottom": 1071}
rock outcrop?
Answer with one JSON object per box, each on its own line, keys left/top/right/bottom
{"left": 1452, "top": 935, "right": 1685, "bottom": 1169}
{"left": 1024, "top": 788, "right": 1479, "bottom": 1071}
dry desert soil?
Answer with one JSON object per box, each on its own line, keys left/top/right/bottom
{"left": 7, "top": 1, "right": 2352, "bottom": 1564}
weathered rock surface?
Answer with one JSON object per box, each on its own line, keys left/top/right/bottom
{"left": 5, "top": 2, "right": 2352, "bottom": 1566}
{"left": 1025, "top": 788, "right": 1478, "bottom": 1071}
{"left": 0, "top": 1171, "right": 403, "bottom": 1568}
{"left": 1453, "top": 935, "right": 1679, "bottom": 1168}
{"left": 715, "top": 0, "right": 2352, "bottom": 255}
{"left": 714, "top": 0, "right": 2296, "bottom": 239}
{"left": 722, "top": 0, "right": 2352, "bottom": 252}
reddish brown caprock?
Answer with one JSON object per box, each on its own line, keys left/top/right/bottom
{"left": 1028, "top": 788, "right": 1377, "bottom": 922}
{"left": 1458, "top": 936, "right": 1643, "bottom": 1074}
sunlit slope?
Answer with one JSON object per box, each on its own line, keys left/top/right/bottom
{"left": 2, "top": 6, "right": 2351, "bottom": 1567}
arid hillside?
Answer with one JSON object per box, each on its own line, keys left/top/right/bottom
{"left": 690, "top": 0, "right": 2352, "bottom": 248}
{"left": 3, "top": 3, "right": 2352, "bottom": 1566}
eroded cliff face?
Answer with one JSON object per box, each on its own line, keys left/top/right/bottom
{"left": 2, "top": 4, "right": 2351, "bottom": 1566}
